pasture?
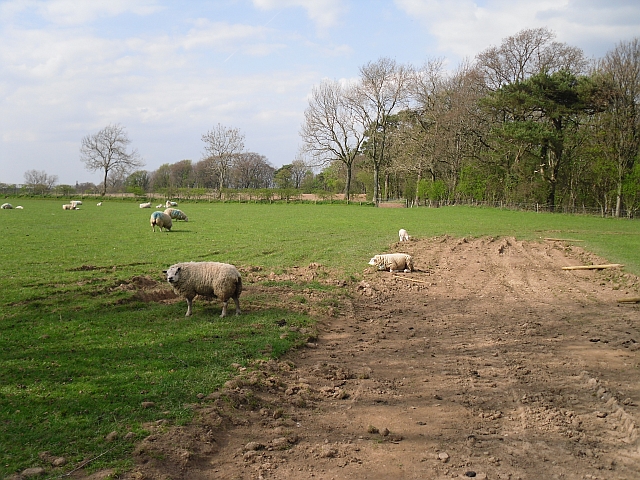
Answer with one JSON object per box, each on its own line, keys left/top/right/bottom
{"left": 1, "top": 198, "right": 639, "bottom": 477}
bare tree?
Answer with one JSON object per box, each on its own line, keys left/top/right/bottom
{"left": 230, "top": 152, "right": 274, "bottom": 189}
{"left": 23, "top": 169, "right": 58, "bottom": 194}
{"left": 597, "top": 38, "right": 640, "bottom": 216}
{"left": 351, "top": 57, "right": 413, "bottom": 204}
{"left": 300, "top": 79, "right": 365, "bottom": 201}
{"left": 476, "top": 27, "right": 587, "bottom": 91}
{"left": 80, "top": 124, "right": 144, "bottom": 196}
{"left": 201, "top": 123, "right": 245, "bottom": 196}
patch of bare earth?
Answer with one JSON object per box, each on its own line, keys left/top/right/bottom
{"left": 81, "top": 236, "right": 640, "bottom": 480}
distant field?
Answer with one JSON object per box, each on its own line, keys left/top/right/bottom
{"left": 1, "top": 198, "right": 639, "bottom": 477}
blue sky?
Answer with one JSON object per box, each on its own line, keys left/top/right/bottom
{"left": 1, "top": 0, "right": 639, "bottom": 186}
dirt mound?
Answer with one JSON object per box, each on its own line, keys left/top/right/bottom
{"left": 78, "top": 236, "right": 640, "bottom": 480}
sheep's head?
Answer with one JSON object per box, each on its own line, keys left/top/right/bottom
{"left": 164, "top": 265, "right": 182, "bottom": 284}
{"left": 368, "top": 256, "right": 380, "bottom": 266}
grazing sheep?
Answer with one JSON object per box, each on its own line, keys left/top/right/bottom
{"left": 369, "top": 253, "right": 414, "bottom": 273}
{"left": 165, "top": 200, "right": 178, "bottom": 208}
{"left": 1, "top": 203, "right": 13, "bottom": 209}
{"left": 62, "top": 203, "right": 76, "bottom": 210}
{"left": 164, "top": 207, "right": 188, "bottom": 221}
{"left": 140, "top": 202, "right": 152, "bottom": 208}
{"left": 399, "top": 229, "right": 410, "bottom": 242}
{"left": 150, "top": 211, "right": 172, "bottom": 232}
{"left": 163, "top": 262, "right": 242, "bottom": 317}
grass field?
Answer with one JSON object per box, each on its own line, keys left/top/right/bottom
{"left": 1, "top": 198, "right": 639, "bottom": 477}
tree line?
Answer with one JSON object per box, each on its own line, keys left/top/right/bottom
{"left": 8, "top": 28, "right": 639, "bottom": 216}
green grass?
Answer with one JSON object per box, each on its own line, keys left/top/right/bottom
{"left": 1, "top": 198, "right": 639, "bottom": 477}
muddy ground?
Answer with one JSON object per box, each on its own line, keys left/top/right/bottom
{"left": 82, "top": 236, "right": 640, "bottom": 480}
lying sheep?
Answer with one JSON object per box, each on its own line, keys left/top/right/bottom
{"left": 150, "top": 211, "right": 172, "bottom": 232}
{"left": 62, "top": 203, "right": 76, "bottom": 210}
{"left": 1, "top": 203, "right": 13, "bottom": 209}
{"left": 163, "top": 262, "right": 242, "bottom": 317}
{"left": 140, "top": 202, "right": 152, "bottom": 208}
{"left": 399, "top": 229, "right": 410, "bottom": 242}
{"left": 155, "top": 204, "right": 164, "bottom": 209}
{"left": 164, "top": 207, "right": 188, "bottom": 221}
{"left": 369, "top": 253, "right": 414, "bottom": 273}
{"left": 15, "top": 205, "right": 23, "bottom": 209}
{"left": 165, "top": 200, "right": 178, "bottom": 208}
{"left": 96, "top": 202, "right": 102, "bottom": 206}
{"left": 70, "top": 200, "right": 83, "bottom": 207}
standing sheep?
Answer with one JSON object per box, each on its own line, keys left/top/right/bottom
{"left": 369, "top": 253, "right": 414, "bottom": 273}
{"left": 398, "top": 229, "right": 410, "bottom": 242}
{"left": 150, "top": 211, "right": 172, "bottom": 232}
{"left": 163, "top": 262, "right": 242, "bottom": 318}
{"left": 164, "top": 207, "right": 188, "bottom": 221}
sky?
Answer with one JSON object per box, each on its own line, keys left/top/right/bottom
{"left": 1, "top": 0, "right": 639, "bottom": 186}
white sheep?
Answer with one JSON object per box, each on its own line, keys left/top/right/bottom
{"left": 164, "top": 207, "right": 188, "bottom": 221}
{"left": 15, "top": 205, "right": 23, "bottom": 209}
{"left": 369, "top": 253, "right": 414, "bottom": 273}
{"left": 1, "top": 203, "right": 13, "bottom": 209}
{"left": 150, "top": 211, "right": 172, "bottom": 232}
{"left": 96, "top": 202, "right": 103, "bottom": 206}
{"left": 62, "top": 203, "right": 76, "bottom": 210}
{"left": 163, "top": 262, "right": 242, "bottom": 317}
{"left": 155, "top": 204, "right": 164, "bottom": 209}
{"left": 165, "top": 200, "right": 178, "bottom": 208}
{"left": 139, "top": 202, "right": 152, "bottom": 208}
{"left": 399, "top": 229, "right": 410, "bottom": 242}
{"left": 70, "top": 200, "right": 83, "bottom": 207}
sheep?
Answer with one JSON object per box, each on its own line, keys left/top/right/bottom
{"left": 163, "top": 262, "right": 242, "bottom": 318}
{"left": 399, "top": 229, "right": 410, "bottom": 242}
{"left": 15, "top": 205, "right": 23, "bottom": 209}
{"left": 165, "top": 200, "right": 178, "bottom": 208}
{"left": 164, "top": 207, "right": 188, "bottom": 222}
{"left": 155, "top": 204, "right": 164, "bottom": 209}
{"left": 150, "top": 211, "right": 172, "bottom": 232}
{"left": 1, "top": 203, "right": 13, "bottom": 209}
{"left": 70, "top": 200, "right": 83, "bottom": 207}
{"left": 139, "top": 202, "right": 152, "bottom": 208}
{"left": 96, "top": 202, "right": 103, "bottom": 206}
{"left": 62, "top": 203, "right": 76, "bottom": 210}
{"left": 369, "top": 253, "right": 414, "bottom": 273}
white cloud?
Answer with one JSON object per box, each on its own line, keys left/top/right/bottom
{"left": 394, "top": 0, "right": 640, "bottom": 60}
{"left": 252, "top": 0, "right": 347, "bottom": 29}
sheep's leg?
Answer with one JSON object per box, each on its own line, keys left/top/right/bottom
{"left": 220, "top": 300, "right": 228, "bottom": 318}
{"left": 232, "top": 295, "right": 241, "bottom": 315}
{"left": 185, "top": 298, "right": 193, "bottom": 316}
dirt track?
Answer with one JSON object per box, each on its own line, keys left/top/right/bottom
{"left": 83, "top": 236, "right": 640, "bottom": 480}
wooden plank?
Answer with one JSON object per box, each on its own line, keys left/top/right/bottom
{"left": 392, "top": 275, "right": 432, "bottom": 285}
{"left": 544, "top": 237, "right": 585, "bottom": 242}
{"left": 562, "top": 264, "right": 623, "bottom": 270}
{"left": 617, "top": 298, "right": 640, "bottom": 304}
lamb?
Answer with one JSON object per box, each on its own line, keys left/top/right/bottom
{"left": 1, "top": 203, "right": 13, "bottom": 209}
{"left": 399, "top": 229, "right": 410, "bottom": 242}
{"left": 70, "top": 200, "right": 83, "bottom": 207}
{"left": 155, "top": 204, "right": 164, "bottom": 209}
{"left": 150, "top": 211, "right": 172, "bottom": 232}
{"left": 164, "top": 207, "right": 188, "bottom": 221}
{"left": 165, "top": 200, "right": 178, "bottom": 208}
{"left": 163, "top": 262, "right": 242, "bottom": 317}
{"left": 369, "top": 253, "right": 414, "bottom": 273}
{"left": 139, "top": 202, "right": 152, "bottom": 208}
{"left": 62, "top": 204, "right": 76, "bottom": 210}
{"left": 96, "top": 202, "right": 103, "bottom": 206}
{"left": 15, "top": 206, "right": 23, "bottom": 209}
